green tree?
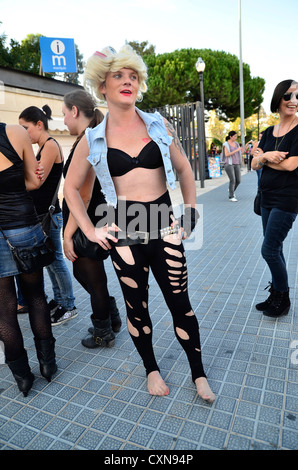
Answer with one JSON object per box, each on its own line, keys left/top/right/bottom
{"left": 140, "top": 48, "right": 265, "bottom": 122}
{"left": 9, "top": 34, "right": 42, "bottom": 74}
{"left": 63, "top": 43, "right": 84, "bottom": 84}
{"left": 207, "top": 110, "right": 227, "bottom": 146}
{"left": 127, "top": 40, "right": 155, "bottom": 56}
{"left": 0, "top": 23, "right": 13, "bottom": 67}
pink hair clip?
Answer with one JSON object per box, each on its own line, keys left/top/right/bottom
{"left": 93, "top": 51, "right": 107, "bottom": 58}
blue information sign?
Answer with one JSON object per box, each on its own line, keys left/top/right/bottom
{"left": 39, "top": 37, "right": 77, "bottom": 73}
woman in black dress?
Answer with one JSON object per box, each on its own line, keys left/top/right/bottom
{"left": 62, "top": 90, "right": 121, "bottom": 348}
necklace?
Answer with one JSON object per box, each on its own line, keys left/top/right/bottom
{"left": 274, "top": 116, "right": 297, "bottom": 150}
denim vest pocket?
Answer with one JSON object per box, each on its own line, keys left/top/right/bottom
{"left": 87, "top": 153, "right": 102, "bottom": 166}
{"left": 160, "top": 133, "right": 173, "bottom": 147}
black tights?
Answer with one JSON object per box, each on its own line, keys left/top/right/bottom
{"left": 0, "top": 270, "right": 52, "bottom": 362}
{"left": 73, "top": 257, "right": 110, "bottom": 320}
{"left": 110, "top": 237, "right": 206, "bottom": 382}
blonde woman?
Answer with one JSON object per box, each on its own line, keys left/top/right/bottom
{"left": 64, "top": 45, "right": 215, "bottom": 403}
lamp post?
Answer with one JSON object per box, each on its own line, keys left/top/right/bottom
{"left": 196, "top": 57, "right": 207, "bottom": 188}
{"left": 239, "top": 0, "right": 245, "bottom": 155}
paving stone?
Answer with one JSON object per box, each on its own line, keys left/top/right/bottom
{"left": 0, "top": 172, "right": 297, "bottom": 450}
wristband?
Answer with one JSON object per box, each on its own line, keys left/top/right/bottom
{"left": 257, "top": 156, "right": 265, "bottom": 167}
{"left": 179, "top": 207, "right": 199, "bottom": 235}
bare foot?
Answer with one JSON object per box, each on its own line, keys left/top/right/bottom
{"left": 147, "top": 371, "right": 170, "bottom": 396}
{"left": 195, "top": 377, "right": 216, "bottom": 404}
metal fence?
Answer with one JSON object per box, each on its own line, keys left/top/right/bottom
{"left": 146, "top": 101, "right": 208, "bottom": 184}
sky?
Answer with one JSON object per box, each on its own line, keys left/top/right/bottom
{"left": 1, "top": 0, "right": 297, "bottom": 113}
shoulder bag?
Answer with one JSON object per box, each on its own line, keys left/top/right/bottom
{"left": 0, "top": 227, "right": 55, "bottom": 274}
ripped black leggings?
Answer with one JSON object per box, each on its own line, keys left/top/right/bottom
{"left": 109, "top": 192, "right": 206, "bottom": 382}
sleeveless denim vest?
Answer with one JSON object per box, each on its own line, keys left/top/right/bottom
{"left": 85, "top": 108, "right": 176, "bottom": 207}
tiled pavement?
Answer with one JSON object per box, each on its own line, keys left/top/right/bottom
{"left": 0, "top": 170, "right": 297, "bottom": 451}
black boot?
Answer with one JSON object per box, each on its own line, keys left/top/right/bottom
{"left": 88, "top": 296, "right": 121, "bottom": 334}
{"left": 256, "top": 283, "right": 275, "bottom": 311}
{"left": 34, "top": 337, "right": 57, "bottom": 382}
{"left": 6, "top": 350, "right": 34, "bottom": 397}
{"left": 82, "top": 317, "right": 115, "bottom": 349}
{"left": 263, "top": 289, "right": 290, "bottom": 318}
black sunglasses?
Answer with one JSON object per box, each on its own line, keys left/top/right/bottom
{"left": 283, "top": 92, "right": 298, "bottom": 101}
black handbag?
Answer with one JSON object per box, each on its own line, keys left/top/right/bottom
{"left": 72, "top": 227, "right": 109, "bottom": 261}
{"left": 0, "top": 228, "right": 55, "bottom": 274}
{"left": 254, "top": 190, "right": 261, "bottom": 216}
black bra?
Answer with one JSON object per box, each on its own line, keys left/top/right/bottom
{"left": 107, "top": 140, "right": 163, "bottom": 177}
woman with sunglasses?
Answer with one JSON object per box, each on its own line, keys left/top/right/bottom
{"left": 251, "top": 79, "right": 298, "bottom": 318}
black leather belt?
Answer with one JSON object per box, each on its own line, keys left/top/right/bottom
{"left": 115, "top": 225, "right": 180, "bottom": 246}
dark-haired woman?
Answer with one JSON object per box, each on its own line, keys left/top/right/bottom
{"left": 62, "top": 90, "right": 120, "bottom": 348}
{"left": 252, "top": 79, "right": 298, "bottom": 317}
{"left": 223, "top": 131, "right": 243, "bottom": 202}
{"left": 0, "top": 123, "right": 56, "bottom": 396}
{"left": 18, "top": 105, "right": 76, "bottom": 325}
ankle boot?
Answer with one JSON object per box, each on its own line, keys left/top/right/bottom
{"left": 82, "top": 317, "right": 115, "bottom": 349}
{"left": 34, "top": 337, "right": 57, "bottom": 382}
{"left": 88, "top": 296, "right": 121, "bottom": 335}
{"left": 263, "top": 289, "right": 290, "bottom": 318}
{"left": 256, "top": 283, "right": 275, "bottom": 311}
{"left": 6, "top": 350, "right": 34, "bottom": 397}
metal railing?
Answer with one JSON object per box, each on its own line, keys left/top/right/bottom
{"left": 145, "top": 101, "right": 209, "bottom": 184}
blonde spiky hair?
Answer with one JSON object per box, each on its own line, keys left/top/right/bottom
{"left": 83, "top": 44, "right": 148, "bottom": 102}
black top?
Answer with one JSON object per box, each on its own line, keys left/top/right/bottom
{"left": 62, "top": 143, "right": 107, "bottom": 233}
{"left": 30, "top": 137, "right": 63, "bottom": 216}
{"left": 107, "top": 140, "right": 163, "bottom": 177}
{"left": 259, "top": 124, "right": 298, "bottom": 213}
{"left": 0, "top": 123, "right": 38, "bottom": 229}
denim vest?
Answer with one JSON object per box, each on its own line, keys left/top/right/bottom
{"left": 85, "top": 108, "right": 176, "bottom": 207}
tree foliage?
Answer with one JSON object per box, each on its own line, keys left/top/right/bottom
{"left": 139, "top": 48, "right": 265, "bottom": 122}
{"left": 1, "top": 27, "right": 265, "bottom": 119}
{"left": 9, "top": 34, "right": 43, "bottom": 74}
{"left": 127, "top": 40, "right": 155, "bottom": 57}
{"left": 64, "top": 44, "right": 84, "bottom": 84}
{"left": 0, "top": 24, "right": 14, "bottom": 67}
